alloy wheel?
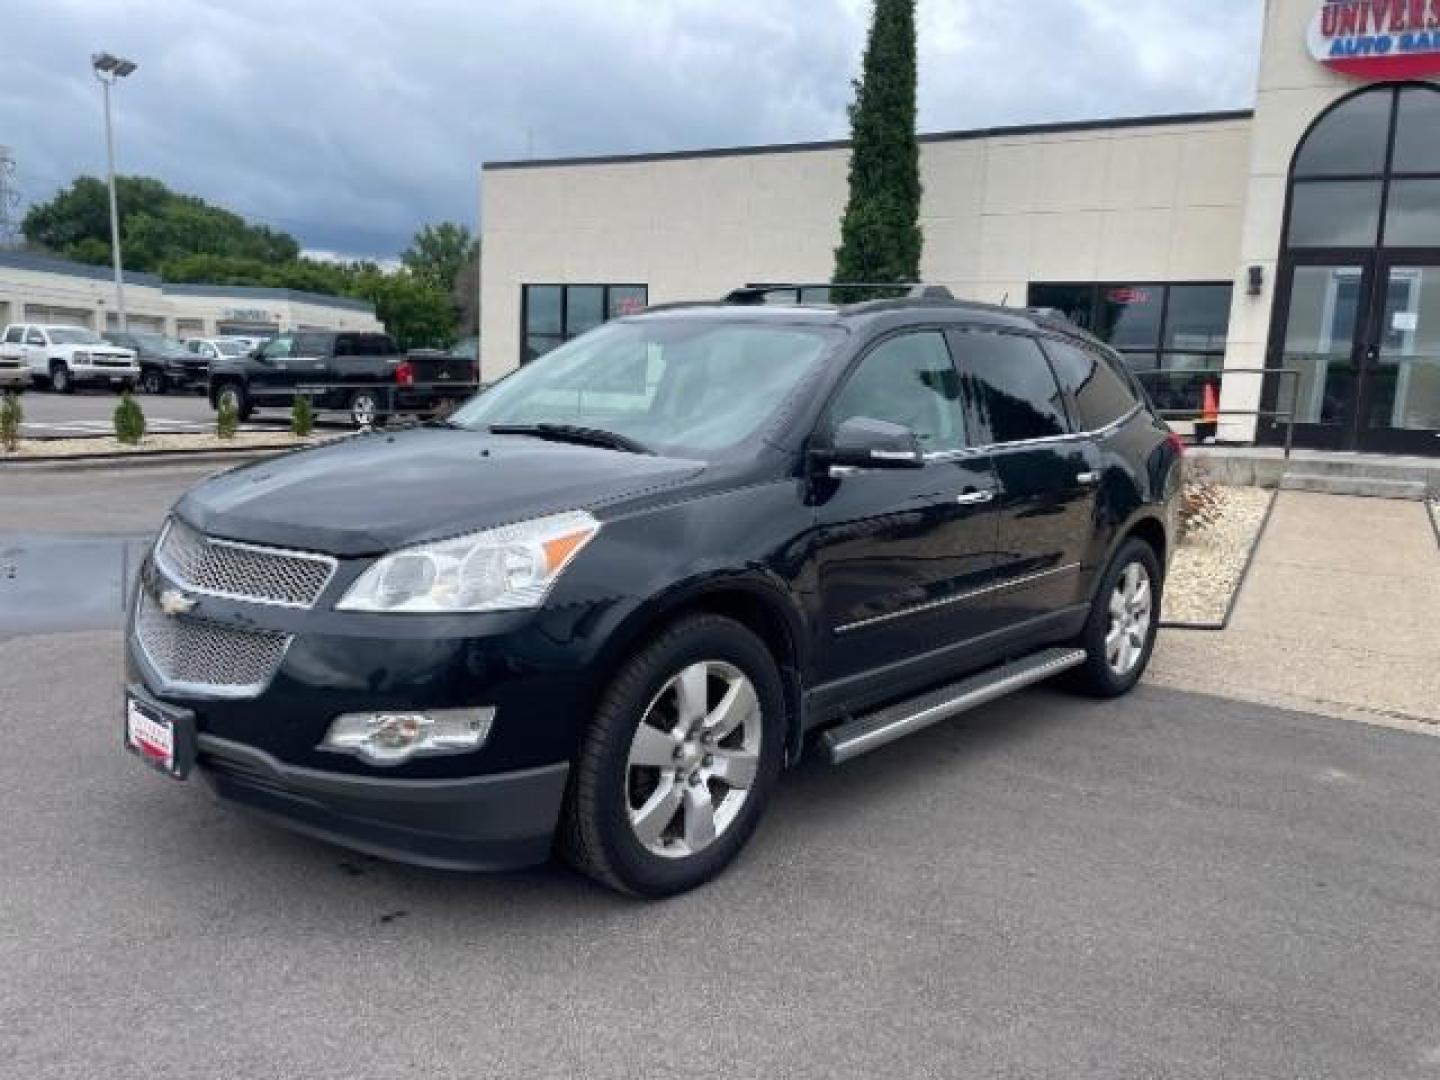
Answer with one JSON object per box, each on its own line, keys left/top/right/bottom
{"left": 1106, "top": 561, "right": 1153, "bottom": 676}
{"left": 624, "top": 660, "right": 762, "bottom": 859}
{"left": 352, "top": 393, "right": 377, "bottom": 428}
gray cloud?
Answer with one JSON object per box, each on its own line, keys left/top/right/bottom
{"left": 1, "top": 0, "right": 1261, "bottom": 259}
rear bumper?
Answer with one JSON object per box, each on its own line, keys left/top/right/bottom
{"left": 0, "top": 367, "right": 26, "bottom": 388}
{"left": 196, "top": 734, "right": 570, "bottom": 871}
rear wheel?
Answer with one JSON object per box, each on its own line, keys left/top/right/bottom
{"left": 560, "top": 614, "right": 785, "bottom": 898}
{"left": 1066, "top": 538, "right": 1161, "bottom": 698}
{"left": 50, "top": 363, "right": 73, "bottom": 394}
{"left": 349, "top": 390, "right": 386, "bottom": 429}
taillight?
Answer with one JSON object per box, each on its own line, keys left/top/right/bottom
{"left": 395, "top": 360, "right": 415, "bottom": 386}
{"left": 1166, "top": 431, "right": 1186, "bottom": 458}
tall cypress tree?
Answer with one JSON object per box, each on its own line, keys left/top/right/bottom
{"left": 832, "top": 0, "right": 922, "bottom": 298}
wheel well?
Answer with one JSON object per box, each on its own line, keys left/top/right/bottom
{"left": 656, "top": 590, "right": 806, "bottom": 764}
{"left": 1124, "top": 516, "right": 1167, "bottom": 569}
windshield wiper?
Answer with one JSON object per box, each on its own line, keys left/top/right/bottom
{"left": 488, "top": 423, "right": 651, "bottom": 455}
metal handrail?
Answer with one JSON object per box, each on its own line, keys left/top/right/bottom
{"left": 1131, "top": 366, "right": 1303, "bottom": 460}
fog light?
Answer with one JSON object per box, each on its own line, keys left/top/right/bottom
{"left": 321, "top": 708, "right": 495, "bottom": 765}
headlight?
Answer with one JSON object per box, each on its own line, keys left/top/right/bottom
{"left": 73, "top": 351, "right": 91, "bottom": 363}
{"left": 336, "top": 510, "right": 600, "bottom": 613}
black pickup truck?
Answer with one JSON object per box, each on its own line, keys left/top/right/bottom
{"left": 207, "top": 331, "right": 479, "bottom": 428}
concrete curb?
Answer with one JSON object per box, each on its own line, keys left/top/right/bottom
{"left": 1428, "top": 500, "right": 1440, "bottom": 553}
{"left": 0, "top": 445, "right": 293, "bottom": 472}
{"left": 1159, "top": 488, "right": 1279, "bottom": 633}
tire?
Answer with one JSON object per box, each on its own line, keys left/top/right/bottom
{"left": 215, "top": 382, "right": 252, "bottom": 422}
{"left": 140, "top": 368, "right": 166, "bottom": 395}
{"left": 560, "top": 614, "right": 786, "bottom": 898}
{"left": 349, "top": 390, "right": 386, "bottom": 429}
{"left": 50, "top": 363, "right": 73, "bottom": 394}
{"left": 1066, "top": 537, "right": 1162, "bottom": 698}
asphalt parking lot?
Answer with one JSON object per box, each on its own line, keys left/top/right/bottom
{"left": 4, "top": 466, "right": 1440, "bottom": 1078}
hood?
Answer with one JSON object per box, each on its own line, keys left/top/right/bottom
{"left": 175, "top": 427, "right": 705, "bottom": 557}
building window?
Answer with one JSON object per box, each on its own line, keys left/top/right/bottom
{"left": 521, "top": 284, "right": 648, "bottom": 365}
{"left": 1028, "top": 282, "right": 1232, "bottom": 412}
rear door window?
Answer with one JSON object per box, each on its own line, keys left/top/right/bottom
{"left": 1042, "top": 339, "right": 1139, "bottom": 431}
{"left": 954, "top": 330, "right": 1069, "bottom": 444}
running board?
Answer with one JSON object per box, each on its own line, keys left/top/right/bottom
{"left": 819, "top": 647, "right": 1087, "bottom": 764}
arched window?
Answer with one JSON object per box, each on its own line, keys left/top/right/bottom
{"left": 1288, "top": 85, "right": 1440, "bottom": 250}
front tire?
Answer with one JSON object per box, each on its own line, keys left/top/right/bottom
{"left": 50, "top": 364, "right": 73, "bottom": 394}
{"left": 560, "top": 614, "right": 786, "bottom": 898}
{"left": 140, "top": 368, "right": 166, "bottom": 395}
{"left": 215, "top": 382, "right": 252, "bottom": 422}
{"left": 1066, "top": 538, "right": 1161, "bottom": 698}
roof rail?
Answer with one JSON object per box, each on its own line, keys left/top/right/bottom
{"left": 723, "top": 282, "right": 955, "bottom": 306}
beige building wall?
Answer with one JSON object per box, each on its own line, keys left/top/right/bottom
{"left": 1218, "top": 0, "right": 1359, "bottom": 441}
{"left": 480, "top": 115, "right": 1252, "bottom": 381}
{"left": 0, "top": 259, "right": 381, "bottom": 339}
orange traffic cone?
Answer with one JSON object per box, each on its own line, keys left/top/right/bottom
{"left": 1197, "top": 381, "right": 1219, "bottom": 443}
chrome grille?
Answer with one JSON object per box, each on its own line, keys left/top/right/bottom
{"left": 155, "top": 518, "right": 335, "bottom": 608}
{"left": 134, "top": 591, "right": 291, "bottom": 697}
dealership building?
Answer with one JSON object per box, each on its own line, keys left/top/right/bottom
{"left": 480, "top": 0, "right": 1440, "bottom": 456}
{"left": 0, "top": 250, "right": 382, "bottom": 341}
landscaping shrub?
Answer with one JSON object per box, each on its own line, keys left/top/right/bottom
{"left": 216, "top": 395, "right": 239, "bottom": 439}
{"left": 291, "top": 393, "right": 314, "bottom": 437}
{"left": 1178, "top": 480, "right": 1226, "bottom": 539}
{"left": 114, "top": 393, "right": 146, "bottom": 446}
{"left": 0, "top": 392, "right": 21, "bottom": 453}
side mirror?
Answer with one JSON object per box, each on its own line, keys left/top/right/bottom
{"left": 819, "top": 417, "right": 926, "bottom": 470}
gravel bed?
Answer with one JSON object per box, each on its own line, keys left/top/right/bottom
{"left": 1162, "top": 486, "right": 1273, "bottom": 626}
{"left": 1, "top": 431, "right": 333, "bottom": 459}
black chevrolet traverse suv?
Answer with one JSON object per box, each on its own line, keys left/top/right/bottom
{"left": 124, "top": 285, "right": 1181, "bottom": 897}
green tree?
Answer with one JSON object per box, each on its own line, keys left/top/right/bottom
{"left": 832, "top": 0, "right": 923, "bottom": 297}
{"left": 401, "top": 222, "right": 475, "bottom": 294}
{"left": 351, "top": 269, "right": 454, "bottom": 351}
{"left": 22, "top": 176, "right": 299, "bottom": 271}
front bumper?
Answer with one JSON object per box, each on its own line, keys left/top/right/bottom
{"left": 197, "top": 735, "right": 569, "bottom": 870}
{"left": 124, "top": 553, "right": 605, "bottom": 870}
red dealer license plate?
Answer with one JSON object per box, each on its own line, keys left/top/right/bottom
{"left": 125, "top": 690, "right": 195, "bottom": 779}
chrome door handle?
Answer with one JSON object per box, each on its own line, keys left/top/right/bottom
{"left": 956, "top": 489, "right": 995, "bottom": 506}
{"left": 1076, "top": 471, "right": 1100, "bottom": 486}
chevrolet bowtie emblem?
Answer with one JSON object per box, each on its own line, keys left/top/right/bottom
{"left": 158, "top": 588, "right": 198, "bottom": 617}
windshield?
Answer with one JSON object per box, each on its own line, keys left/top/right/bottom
{"left": 214, "top": 340, "right": 246, "bottom": 356}
{"left": 451, "top": 319, "right": 839, "bottom": 458}
{"left": 131, "top": 333, "right": 192, "bottom": 357}
{"left": 48, "top": 328, "right": 106, "bottom": 345}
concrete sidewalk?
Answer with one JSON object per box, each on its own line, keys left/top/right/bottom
{"left": 1150, "top": 490, "right": 1440, "bottom": 729}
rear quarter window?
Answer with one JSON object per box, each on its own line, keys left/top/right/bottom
{"left": 1043, "top": 339, "right": 1139, "bottom": 431}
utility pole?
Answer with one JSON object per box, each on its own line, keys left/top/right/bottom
{"left": 91, "top": 51, "right": 138, "bottom": 333}
{"left": 0, "top": 147, "right": 18, "bottom": 248}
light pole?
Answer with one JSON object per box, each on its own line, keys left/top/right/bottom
{"left": 91, "top": 51, "right": 137, "bottom": 333}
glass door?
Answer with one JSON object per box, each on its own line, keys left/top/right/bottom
{"left": 1269, "top": 258, "right": 1373, "bottom": 451}
{"left": 1359, "top": 258, "right": 1440, "bottom": 454}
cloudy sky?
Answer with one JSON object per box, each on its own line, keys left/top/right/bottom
{"left": 2, "top": 0, "right": 1263, "bottom": 261}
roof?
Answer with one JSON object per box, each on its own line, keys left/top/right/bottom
{"left": 484, "top": 108, "right": 1255, "bottom": 172}
{"left": 0, "top": 249, "right": 375, "bottom": 314}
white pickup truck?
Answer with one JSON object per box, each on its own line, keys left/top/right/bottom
{"left": 0, "top": 323, "right": 140, "bottom": 393}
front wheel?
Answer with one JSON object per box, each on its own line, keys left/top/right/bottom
{"left": 560, "top": 614, "right": 786, "bottom": 898}
{"left": 50, "top": 364, "right": 73, "bottom": 394}
{"left": 214, "top": 382, "right": 252, "bottom": 422}
{"left": 140, "top": 368, "right": 166, "bottom": 395}
{"left": 1066, "top": 538, "right": 1161, "bottom": 698}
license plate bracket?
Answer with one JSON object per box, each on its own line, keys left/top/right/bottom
{"left": 124, "top": 687, "right": 196, "bottom": 780}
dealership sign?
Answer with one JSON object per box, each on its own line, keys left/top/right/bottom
{"left": 1309, "top": 1, "right": 1440, "bottom": 79}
